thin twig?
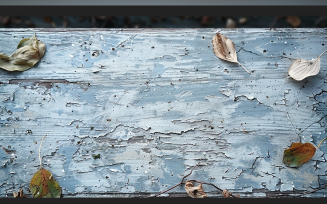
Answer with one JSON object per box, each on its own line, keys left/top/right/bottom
{"left": 147, "top": 183, "right": 183, "bottom": 198}
{"left": 148, "top": 164, "right": 200, "bottom": 198}
{"left": 181, "top": 164, "right": 199, "bottom": 183}
{"left": 266, "top": 184, "right": 327, "bottom": 198}
{"left": 39, "top": 135, "right": 47, "bottom": 169}
{"left": 293, "top": 184, "right": 327, "bottom": 197}
{"left": 187, "top": 180, "right": 238, "bottom": 198}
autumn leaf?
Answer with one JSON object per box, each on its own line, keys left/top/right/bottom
{"left": 283, "top": 138, "right": 326, "bottom": 168}
{"left": 288, "top": 49, "right": 326, "bottom": 81}
{"left": 283, "top": 142, "right": 316, "bottom": 167}
{"left": 0, "top": 33, "right": 46, "bottom": 72}
{"left": 212, "top": 33, "right": 250, "bottom": 74}
{"left": 185, "top": 181, "right": 207, "bottom": 198}
{"left": 30, "top": 168, "right": 61, "bottom": 198}
{"left": 29, "top": 135, "right": 62, "bottom": 198}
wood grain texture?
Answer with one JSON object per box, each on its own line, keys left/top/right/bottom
{"left": 0, "top": 28, "right": 327, "bottom": 197}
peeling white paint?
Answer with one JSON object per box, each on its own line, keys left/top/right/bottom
{"left": 0, "top": 28, "right": 326, "bottom": 197}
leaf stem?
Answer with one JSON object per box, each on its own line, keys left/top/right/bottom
{"left": 317, "top": 49, "right": 327, "bottom": 59}
{"left": 39, "top": 135, "right": 47, "bottom": 169}
{"left": 238, "top": 62, "right": 251, "bottom": 74}
{"left": 317, "top": 137, "right": 327, "bottom": 149}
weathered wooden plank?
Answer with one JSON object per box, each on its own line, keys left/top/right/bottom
{"left": 0, "top": 28, "right": 327, "bottom": 197}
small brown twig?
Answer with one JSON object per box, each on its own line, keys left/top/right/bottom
{"left": 181, "top": 164, "right": 200, "bottom": 183}
{"left": 187, "top": 180, "right": 238, "bottom": 198}
{"left": 147, "top": 164, "right": 239, "bottom": 198}
{"left": 147, "top": 164, "right": 200, "bottom": 198}
{"left": 266, "top": 184, "right": 327, "bottom": 198}
{"left": 294, "top": 184, "right": 327, "bottom": 197}
{"left": 147, "top": 182, "right": 183, "bottom": 198}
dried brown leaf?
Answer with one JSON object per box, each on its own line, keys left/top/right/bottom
{"left": 288, "top": 50, "right": 326, "bottom": 81}
{"left": 185, "top": 181, "right": 207, "bottom": 198}
{"left": 223, "top": 189, "right": 232, "bottom": 198}
{"left": 212, "top": 33, "right": 250, "bottom": 73}
{"left": 286, "top": 16, "right": 301, "bottom": 28}
{"left": 13, "top": 189, "right": 27, "bottom": 198}
{"left": 0, "top": 34, "right": 45, "bottom": 72}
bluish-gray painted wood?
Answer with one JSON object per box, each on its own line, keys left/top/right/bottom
{"left": 0, "top": 28, "right": 327, "bottom": 197}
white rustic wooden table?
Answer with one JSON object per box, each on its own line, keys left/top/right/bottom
{"left": 0, "top": 28, "right": 327, "bottom": 198}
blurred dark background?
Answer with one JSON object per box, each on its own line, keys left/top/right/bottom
{"left": 0, "top": 16, "right": 326, "bottom": 28}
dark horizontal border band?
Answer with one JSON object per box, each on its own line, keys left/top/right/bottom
{"left": 0, "top": 6, "right": 326, "bottom": 16}
{"left": 2, "top": 0, "right": 327, "bottom": 6}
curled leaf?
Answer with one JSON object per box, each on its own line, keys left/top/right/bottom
{"left": 283, "top": 142, "right": 316, "bottom": 167}
{"left": 222, "top": 189, "right": 232, "bottom": 198}
{"left": 0, "top": 34, "right": 45, "bottom": 72}
{"left": 288, "top": 50, "right": 326, "bottom": 81}
{"left": 212, "top": 33, "right": 250, "bottom": 74}
{"left": 185, "top": 181, "right": 207, "bottom": 198}
{"left": 13, "top": 189, "right": 27, "bottom": 198}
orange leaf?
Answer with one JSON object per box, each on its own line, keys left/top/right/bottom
{"left": 283, "top": 143, "right": 316, "bottom": 167}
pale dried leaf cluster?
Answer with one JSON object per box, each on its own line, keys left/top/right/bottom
{"left": 0, "top": 34, "right": 45, "bottom": 71}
